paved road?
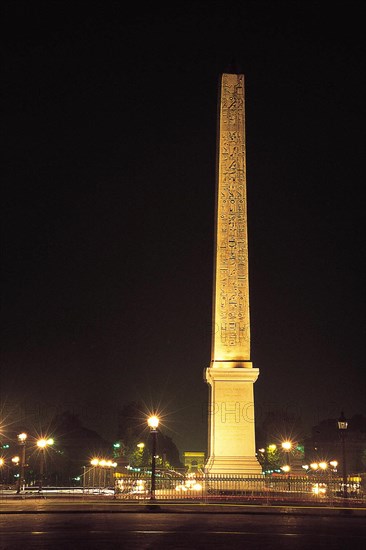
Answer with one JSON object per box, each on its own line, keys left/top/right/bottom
{"left": 1, "top": 511, "right": 365, "bottom": 549}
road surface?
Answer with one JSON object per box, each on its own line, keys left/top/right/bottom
{"left": 1, "top": 510, "right": 365, "bottom": 549}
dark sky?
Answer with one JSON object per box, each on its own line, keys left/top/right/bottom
{"left": 1, "top": 1, "right": 365, "bottom": 453}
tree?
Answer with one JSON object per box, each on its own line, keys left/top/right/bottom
{"left": 48, "top": 411, "right": 112, "bottom": 484}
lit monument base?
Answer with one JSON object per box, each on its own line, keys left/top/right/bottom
{"left": 204, "top": 456, "right": 263, "bottom": 476}
{"left": 204, "top": 365, "right": 262, "bottom": 476}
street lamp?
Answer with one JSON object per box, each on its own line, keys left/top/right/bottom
{"left": 281, "top": 441, "right": 292, "bottom": 469}
{"left": 337, "top": 411, "right": 348, "bottom": 499}
{"left": 37, "top": 438, "right": 54, "bottom": 491}
{"left": 281, "top": 441, "right": 292, "bottom": 490}
{"left": 329, "top": 460, "right": 338, "bottom": 471}
{"left": 11, "top": 456, "right": 20, "bottom": 487}
{"left": 17, "top": 432, "right": 27, "bottom": 494}
{"left": 147, "top": 415, "right": 159, "bottom": 501}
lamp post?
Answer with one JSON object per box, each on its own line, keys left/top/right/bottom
{"left": 281, "top": 441, "right": 292, "bottom": 490}
{"left": 16, "top": 432, "right": 27, "bottom": 494}
{"left": 281, "top": 440, "right": 292, "bottom": 460}
{"left": 337, "top": 411, "right": 348, "bottom": 499}
{"left": 11, "top": 456, "right": 20, "bottom": 487}
{"left": 37, "top": 438, "right": 54, "bottom": 491}
{"left": 147, "top": 415, "right": 159, "bottom": 501}
{"left": 90, "top": 458, "right": 99, "bottom": 489}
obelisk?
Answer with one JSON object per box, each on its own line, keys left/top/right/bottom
{"left": 204, "top": 72, "right": 262, "bottom": 475}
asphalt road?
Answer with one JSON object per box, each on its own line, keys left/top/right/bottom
{"left": 1, "top": 511, "right": 365, "bottom": 550}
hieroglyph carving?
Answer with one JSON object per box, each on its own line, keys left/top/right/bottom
{"left": 213, "top": 73, "right": 250, "bottom": 361}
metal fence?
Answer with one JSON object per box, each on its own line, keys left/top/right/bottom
{"left": 113, "top": 472, "right": 365, "bottom": 506}
{"left": 1, "top": 473, "right": 364, "bottom": 506}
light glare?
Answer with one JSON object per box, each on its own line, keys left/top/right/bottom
{"left": 148, "top": 415, "right": 159, "bottom": 429}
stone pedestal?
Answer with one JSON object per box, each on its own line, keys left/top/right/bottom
{"left": 205, "top": 365, "right": 262, "bottom": 475}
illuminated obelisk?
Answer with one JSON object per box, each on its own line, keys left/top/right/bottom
{"left": 205, "top": 72, "right": 262, "bottom": 474}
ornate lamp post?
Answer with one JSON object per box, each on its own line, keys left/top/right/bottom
{"left": 337, "top": 411, "right": 348, "bottom": 499}
{"left": 282, "top": 441, "right": 292, "bottom": 457}
{"left": 281, "top": 441, "right": 292, "bottom": 490}
{"left": 16, "top": 432, "right": 27, "bottom": 494}
{"left": 37, "top": 438, "right": 54, "bottom": 491}
{"left": 147, "top": 415, "right": 159, "bottom": 501}
{"left": 11, "top": 456, "right": 20, "bottom": 487}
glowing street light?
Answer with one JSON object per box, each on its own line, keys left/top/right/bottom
{"left": 148, "top": 415, "right": 159, "bottom": 501}
{"left": 281, "top": 441, "right": 293, "bottom": 490}
{"left": 281, "top": 441, "right": 292, "bottom": 469}
{"left": 17, "top": 432, "right": 27, "bottom": 494}
{"left": 37, "top": 438, "right": 54, "bottom": 449}
{"left": 281, "top": 441, "right": 292, "bottom": 452}
{"left": 90, "top": 458, "right": 117, "bottom": 468}
{"left": 148, "top": 416, "right": 159, "bottom": 430}
{"left": 37, "top": 437, "right": 54, "bottom": 491}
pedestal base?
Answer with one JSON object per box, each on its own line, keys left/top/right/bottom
{"left": 205, "top": 366, "right": 262, "bottom": 476}
{"left": 204, "top": 455, "right": 263, "bottom": 476}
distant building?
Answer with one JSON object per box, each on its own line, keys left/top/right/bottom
{"left": 304, "top": 415, "right": 366, "bottom": 474}
{"left": 183, "top": 452, "right": 205, "bottom": 472}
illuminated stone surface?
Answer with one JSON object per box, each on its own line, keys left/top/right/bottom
{"left": 205, "top": 73, "right": 262, "bottom": 474}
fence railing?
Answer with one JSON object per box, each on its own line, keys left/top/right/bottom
{"left": 113, "top": 472, "right": 365, "bottom": 505}
{"left": 1, "top": 473, "right": 364, "bottom": 506}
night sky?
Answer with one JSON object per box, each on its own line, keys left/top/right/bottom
{"left": 2, "top": 2, "right": 365, "bottom": 453}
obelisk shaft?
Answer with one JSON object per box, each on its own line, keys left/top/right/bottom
{"left": 212, "top": 73, "right": 250, "bottom": 366}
